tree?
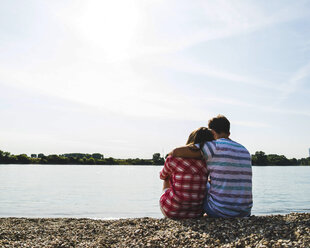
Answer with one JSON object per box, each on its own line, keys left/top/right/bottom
{"left": 16, "top": 154, "right": 31, "bottom": 164}
{"left": 0, "top": 150, "right": 12, "bottom": 164}
{"left": 46, "top": 155, "right": 69, "bottom": 164}
{"left": 92, "top": 153, "right": 104, "bottom": 159}
{"left": 38, "top": 153, "right": 45, "bottom": 158}
{"left": 106, "top": 157, "right": 118, "bottom": 165}
{"left": 266, "top": 154, "right": 290, "bottom": 165}
{"left": 87, "top": 157, "right": 96, "bottom": 165}
{"left": 299, "top": 157, "right": 310, "bottom": 165}
{"left": 152, "top": 153, "right": 164, "bottom": 165}
{"left": 68, "top": 156, "right": 79, "bottom": 164}
{"left": 252, "top": 151, "right": 268, "bottom": 165}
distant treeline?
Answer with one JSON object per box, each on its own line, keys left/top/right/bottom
{"left": 252, "top": 151, "right": 310, "bottom": 166}
{"left": 0, "top": 150, "right": 165, "bottom": 165}
{"left": 0, "top": 150, "right": 309, "bottom": 166}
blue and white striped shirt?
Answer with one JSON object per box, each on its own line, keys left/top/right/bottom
{"left": 197, "top": 138, "right": 252, "bottom": 217}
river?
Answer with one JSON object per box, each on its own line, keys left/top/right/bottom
{"left": 0, "top": 165, "right": 309, "bottom": 219}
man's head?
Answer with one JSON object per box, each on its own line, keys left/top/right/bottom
{"left": 208, "top": 115, "right": 230, "bottom": 139}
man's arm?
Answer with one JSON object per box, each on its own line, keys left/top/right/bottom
{"left": 171, "top": 145, "right": 202, "bottom": 159}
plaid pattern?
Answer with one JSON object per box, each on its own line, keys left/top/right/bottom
{"left": 160, "top": 156, "right": 208, "bottom": 219}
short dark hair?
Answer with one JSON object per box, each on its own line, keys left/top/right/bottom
{"left": 208, "top": 115, "right": 230, "bottom": 134}
{"left": 186, "top": 127, "right": 214, "bottom": 148}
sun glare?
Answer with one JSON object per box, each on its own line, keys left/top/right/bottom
{"left": 75, "top": 1, "right": 140, "bottom": 61}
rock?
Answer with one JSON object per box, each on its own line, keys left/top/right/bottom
{"left": 0, "top": 213, "right": 309, "bottom": 247}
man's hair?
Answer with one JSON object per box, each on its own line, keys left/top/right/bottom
{"left": 208, "top": 115, "right": 230, "bottom": 134}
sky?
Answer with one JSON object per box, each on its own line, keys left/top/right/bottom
{"left": 0, "top": 0, "right": 310, "bottom": 159}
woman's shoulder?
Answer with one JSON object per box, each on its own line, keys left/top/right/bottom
{"left": 166, "top": 155, "right": 205, "bottom": 164}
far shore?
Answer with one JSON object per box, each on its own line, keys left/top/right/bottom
{"left": 1, "top": 163, "right": 310, "bottom": 166}
{"left": 1, "top": 213, "right": 309, "bottom": 247}
{"left": 1, "top": 150, "right": 310, "bottom": 166}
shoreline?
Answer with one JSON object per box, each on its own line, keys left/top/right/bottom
{"left": 1, "top": 213, "right": 309, "bottom": 247}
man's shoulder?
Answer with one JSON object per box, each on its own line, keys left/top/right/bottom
{"left": 215, "top": 138, "right": 245, "bottom": 147}
{"left": 214, "top": 139, "right": 250, "bottom": 153}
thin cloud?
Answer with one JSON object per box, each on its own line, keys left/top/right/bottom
{"left": 232, "top": 121, "right": 270, "bottom": 128}
{"left": 194, "top": 93, "right": 310, "bottom": 118}
{"left": 260, "top": 105, "right": 310, "bottom": 118}
{"left": 123, "top": 1, "right": 310, "bottom": 58}
{"left": 268, "top": 61, "right": 310, "bottom": 107}
{"left": 280, "top": 62, "right": 310, "bottom": 100}
{"left": 159, "top": 58, "right": 282, "bottom": 92}
{"left": 48, "top": 1, "right": 309, "bottom": 62}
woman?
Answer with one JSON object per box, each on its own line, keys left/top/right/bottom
{"left": 159, "top": 127, "right": 214, "bottom": 219}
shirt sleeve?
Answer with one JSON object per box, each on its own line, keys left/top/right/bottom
{"left": 159, "top": 155, "right": 176, "bottom": 180}
{"left": 195, "top": 141, "right": 216, "bottom": 162}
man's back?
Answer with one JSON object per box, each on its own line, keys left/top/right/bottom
{"left": 201, "top": 138, "right": 253, "bottom": 217}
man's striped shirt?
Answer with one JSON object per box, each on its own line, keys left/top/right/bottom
{"left": 197, "top": 138, "right": 252, "bottom": 217}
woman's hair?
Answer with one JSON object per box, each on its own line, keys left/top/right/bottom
{"left": 186, "top": 127, "right": 214, "bottom": 149}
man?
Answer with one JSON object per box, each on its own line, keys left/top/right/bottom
{"left": 172, "top": 115, "right": 252, "bottom": 217}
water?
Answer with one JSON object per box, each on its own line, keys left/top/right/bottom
{"left": 0, "top": 165, "right": 309, "bottom": 219}
{"left": 252, "top": 166, "right": 310, "bottom": 215}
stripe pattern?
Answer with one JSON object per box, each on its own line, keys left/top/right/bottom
{"left": 200, "top": 138, "right": 252, "bottom": 217}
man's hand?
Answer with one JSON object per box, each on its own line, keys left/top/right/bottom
{"left": 171, "top": 145, "right": 202, "bottom": 159}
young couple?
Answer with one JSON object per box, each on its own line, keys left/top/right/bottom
{"left": 160, "top": 115, "right": 253, "bottom": 219}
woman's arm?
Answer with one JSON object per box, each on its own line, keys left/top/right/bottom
{"left": 171, "top": 145, "right": 202, "bottom": 159}
{"left": 160, "top": 156, "right": 173, "bottom": 180}
{"left": 163, "top": 177, "right": 171, "bottom": 190}
{"left": 160, "top": 156, "right": 174, "bottom": 190}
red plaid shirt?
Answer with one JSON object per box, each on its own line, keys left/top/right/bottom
{"left": 160, "top": 156, "right": 208, "bottom": 219}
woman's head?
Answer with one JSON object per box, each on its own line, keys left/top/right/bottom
{"left": 186, "top": 127, "right": 214, "bottom": 148}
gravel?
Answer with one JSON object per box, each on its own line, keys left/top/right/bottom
{"left": 1, "top": 213, "right": 309, "bottom": 247}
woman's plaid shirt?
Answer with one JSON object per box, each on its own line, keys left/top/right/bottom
{"left": 160, "top": 156, "right": 208, "bottom": 219}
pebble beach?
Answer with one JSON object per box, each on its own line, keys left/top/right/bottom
{"left": 0, "top": 213, "right": 309, "bottom": 247}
